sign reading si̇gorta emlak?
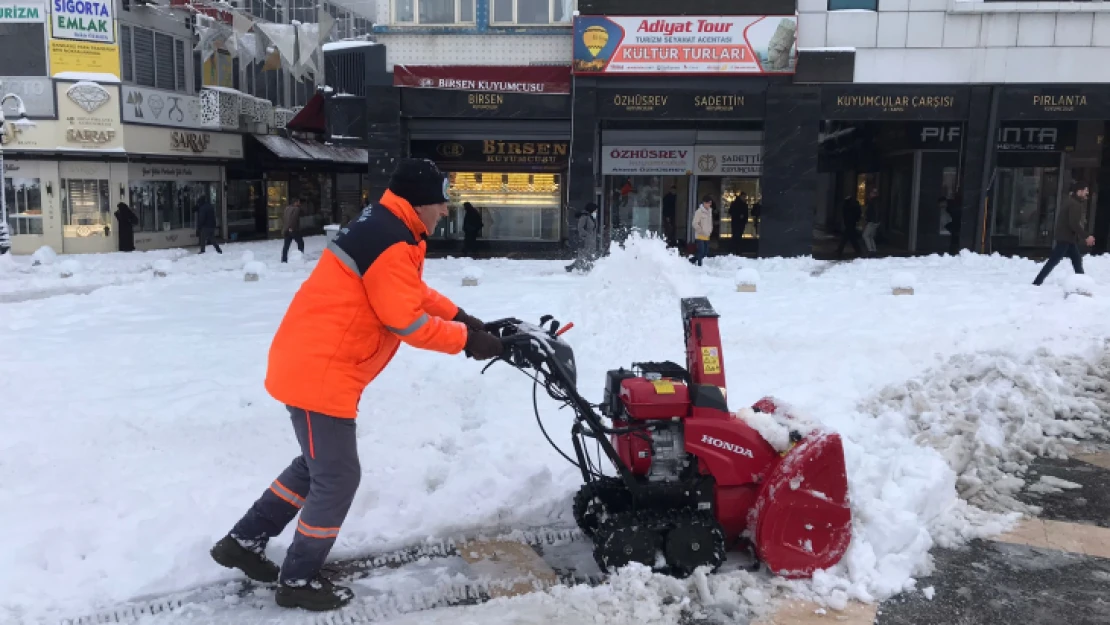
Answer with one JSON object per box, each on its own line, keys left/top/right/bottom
{"left": 51, "top": 0, "right": 113, "bottom": 44}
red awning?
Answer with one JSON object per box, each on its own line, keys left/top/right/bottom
{"left": 286, "top": 91, "right": 327, "bottom": 134}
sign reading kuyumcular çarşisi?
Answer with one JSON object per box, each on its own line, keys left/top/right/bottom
{"left": 51, "top": 0, "right": 113, "bottom": 44}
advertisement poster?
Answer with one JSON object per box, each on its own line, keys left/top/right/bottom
{"left": 50, "top": 0, "right": 113, "bottom": 43}
{"left": 573, "top": 15, "right": 796, "bottom": 75}
{"left": 602, "top": 145, "right": 694, "bottom": 175}
{"left": 48, "top": 38, "right": 119, "bottom": 76}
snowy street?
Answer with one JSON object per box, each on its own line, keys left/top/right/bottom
{"left": 2, "top": 236, "right": 1109, "bottom": 625}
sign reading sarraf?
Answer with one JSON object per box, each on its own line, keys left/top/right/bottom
{"left": 170, "top": 131, "right": 212, "bottom": 153}
{"left": 411, "top": 139, "right": 570, "bottom": 167}
{"left": 66, "top": 127, "right": 115, "bottom": 143}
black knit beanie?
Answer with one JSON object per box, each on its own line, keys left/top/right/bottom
{"left": 388, "top": 158, "right": 450, "bottom": 207}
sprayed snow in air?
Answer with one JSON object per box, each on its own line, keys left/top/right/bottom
{"left": 1, "top": 235, "right": 1109, "bottom": 624}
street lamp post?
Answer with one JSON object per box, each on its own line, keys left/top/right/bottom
{"left": 0, "top": 79, "right": 37, "bottom": 254}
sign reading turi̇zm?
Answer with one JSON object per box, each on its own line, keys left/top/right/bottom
{"left": 573, "top": 15, "right": 797, "bottom": 75}
{"left": 51, "top": 0, "right": 114, "bottom": 44}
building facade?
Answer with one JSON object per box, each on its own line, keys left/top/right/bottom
{"left": 1, "top": 0, "right": 372, "bottom": 255}
{"left": 349, "top": 0, "right": 1110, "bottom": 259}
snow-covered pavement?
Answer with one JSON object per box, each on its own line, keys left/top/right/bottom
{"left": 1, "top": 237, "right": 1108, "bottom": 625}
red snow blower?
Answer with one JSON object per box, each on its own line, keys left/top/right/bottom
{"left": 482, "top": 297, "right": 851, "bottom": 578}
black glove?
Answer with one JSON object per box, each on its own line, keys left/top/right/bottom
{"left": 453, "top": 308, "right": 485, "bottom": 333}
{"left": 465, "top": 328, "right": 503, "bottom": 360}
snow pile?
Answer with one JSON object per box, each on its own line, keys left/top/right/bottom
{"left": 735, "top": 268, "right": 760, "bottom": 289}
{"left": 891, "top": 272, "right": 916, "bottom": 290}
{"left": 733, "top": 402, "right": 813, "bottom": 453}
{"left": 286, "top": 249, "right": 304, "bottom": 264}
{"left": 58, "top": 259, "right": 82, "bottom": 278}
{"left": 152, "top": 260, "right": 173, "bottom": 277}
{"left": 31, "top": 245, "right": 57, "bottom": 266}
{"left": 0, "top": 251, "right": 15, "bottom": 271}
{"left": 863, "top": 348, "right": 1110, "bottom": 515}
{"left": 240, "top": 250, "right": 255, "bottom": 266}
{"left": 463, "top": 265, "right": 483, "bottom": 285}
{"left": 243, "top": 260, "right": 267, "bottom": 281}
{"left": 1064, "top": 274, "right": 1095, "bottom": 297}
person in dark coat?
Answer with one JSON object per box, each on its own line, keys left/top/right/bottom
{"left": 941, "top": 197, "right": 962, "bottom": 256}
{"left": 461, "top": 201, "right": 483, "bottom": 257}
{"left": 114, "top": 202, "right": 139, "bottom": 252}
{"left": 662, "top": 186, "right": 677, "bottom": 247}
{"left": 836, "top": 194, "right": 863, "bottom": 258}
{"left": 197, "top": 196, "right": 222, "bottom": 254}
{"left": 1033, "top": 181, "right": 1094, "bottom": 285}
{"left": 728, "top": 193, "right": 749, "bottom": 253}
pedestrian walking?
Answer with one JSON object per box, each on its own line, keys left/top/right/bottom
{"left": 282, "top": 198, "right": 305, "bottom": 263}
{"left": 196, "top": 196, "right": 222, "bottom": 254}
{"left": 1033, "top": 181, "right": 1095, "bottom": 286}
{"left": 692, "top": 195, "right": 713, "bottom": 266}
{"left": 729, "top": 193, "right": 749, "bottom": 253}
{"left": 941, "top": 197, "right": 962, "bottom": 256}
{"left": 114, "top": 202, "right": 139, "bottom": 252}
{"left": 836, "top": 194, "right": 863, "bottom": 258}
{"left": 209, "top": 158, "right": 505, "bottom": 611}
{"left": 462, "top": 201, "right": 483, "bottom": 257}
{"left": 565, "top": 202, "right": 599, "bottom": 273}
{"left": 861, "top": 189, "right": 881, "bottom": 255}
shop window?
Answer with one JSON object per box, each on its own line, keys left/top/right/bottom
{"left": 121, "top": 25, "right": 189, "bottom": 93}
{"left": 0, "top": 22, "right": 48, "bottom": 77}
{"left": 128, "top": 181, "right": 217, "bottom": 232}
{"left": 393, "top": 0, "right": 475, "bottom": 24}
{"left": 828, "top": 0, "right": 877, "bottom": 9}
{"left": 4, "top": 176, "right": 43, "bottom": 236}
{"left": 492, "top": 0, "right": 572, "bottom": 24}
{"left": 61, "top": 179, "right": 111, "bottom": 238}
{"left": 442, "top": 172, "right": 561, "bottom": 242}
{"left": 718, "top": 179, "right": 761, "bottom": 240}
{"left": 992, "top": 166, "right": 1060, "bottom": 247}
{"left": 267, "top": 180, "right": 289, "bottom": 234}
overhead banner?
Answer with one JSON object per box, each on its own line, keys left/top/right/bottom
{"left": 693, "top": 145, "right": 762, "bottom": 176}
{"left": 394, "top": 65, "right": 572, "bottom": 94}
{"left": 602, "top": 145, "right": 694, "bottom": 175}
{"left": 573, "top": 15, "right": 797, "bottom": 75}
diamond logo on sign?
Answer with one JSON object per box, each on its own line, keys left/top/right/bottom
{"left": 66, "top": 81, "right": 110, "bottom": 113}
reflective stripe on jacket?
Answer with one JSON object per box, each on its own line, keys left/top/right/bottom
{"left": 264, "top": 190, "right": 468, "bottom": 418}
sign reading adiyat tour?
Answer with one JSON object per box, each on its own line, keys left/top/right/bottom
{"left": 602, "top": 145, "right": 694, "bottom": 175}
{"left": 573, "top": 15, "right": 797, "bottom": 75}
{"left": 51, "top": 0, "right": 113, "bottom": 43}
{"left": 394, "top": 65, "right": 571, "bottom": 94}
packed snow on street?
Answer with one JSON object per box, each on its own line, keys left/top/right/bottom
{"left": 1, "top": 236, "right": 1108, "bottom": 625}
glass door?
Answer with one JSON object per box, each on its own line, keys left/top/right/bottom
{"left": 266, "top": 180, "right": 288, "bottom": 235}
{"left": 992, "top": 166, "right": 1060, "bottom": 247}
{"left": 61, "top": 179, "right": 112, "bottom": 238}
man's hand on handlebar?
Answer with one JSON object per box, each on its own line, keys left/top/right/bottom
{"left": 464, "top": 328, "right": 504, "bottom": 360}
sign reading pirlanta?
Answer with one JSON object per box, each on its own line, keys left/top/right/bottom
{"left": 394, "top": 65, "right": 571, "bottom": 94}
{"left": 573, "top": 15, "right": 796, "bottom": 75}
{"left": 51, "top": 0, "right": 113, "bottom": 43}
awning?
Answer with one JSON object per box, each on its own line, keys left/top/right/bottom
{"left": 252, "top": 134, "right": 367, "bottom": 164}
{"left": 286, "top": 92, "right": 327, "bottom": 134}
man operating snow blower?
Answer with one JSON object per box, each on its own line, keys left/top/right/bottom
{"left": 209, "top": 158, "right": 505, "bottom": 612}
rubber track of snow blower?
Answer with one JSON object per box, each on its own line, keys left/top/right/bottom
{"left": 58, "top": 526, "right": 603, "bottom": 625}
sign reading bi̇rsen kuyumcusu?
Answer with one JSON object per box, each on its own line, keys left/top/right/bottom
{"left": 51, "top": 0, "right": 114, "bottom": 44}
{"left": 573, "top": 15, "right": 797, "bottom": 75}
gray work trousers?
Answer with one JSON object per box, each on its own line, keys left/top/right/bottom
{"left": 230, "top": 406, "right": 361, "bottom": 583}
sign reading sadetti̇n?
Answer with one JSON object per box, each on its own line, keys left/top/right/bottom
{"left": 573, "top": 15, "right": 797, "bottom": 75}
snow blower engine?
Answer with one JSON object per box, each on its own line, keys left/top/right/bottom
{"left": 483, "top": 297, "right": 852, "bottom": 578}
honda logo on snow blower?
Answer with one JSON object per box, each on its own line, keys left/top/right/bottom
{"left": 701, "top": 435, "right": 754, "bottom": 458}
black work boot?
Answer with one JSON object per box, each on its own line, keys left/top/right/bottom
{"left": 210, "top": 534, "right": 280, "bottom": 583}
{"left": 275, "top": 576, "right": 354, "bottom": 611}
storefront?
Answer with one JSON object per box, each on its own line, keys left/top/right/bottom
{"left": 393, "top": 65, "right": 573, "bottom": 253}
{"left": 987, "top": 86, "right": 1110, "bottom": 255}
{"left": 568, "top": 12, "right": 812, "bottom": 258}
{"left": 123, "top": 125, "right": 243, "bottom": 250}
{"left": 817, "top": 85, "right": 977, "bottom": 255}
{"left": 593, "top": 87, "right": 766, "bottom": 253}
{"left": 3, "top": 80, "right": 130, "bottom": 255}
{"left": 225, "top": 135, "right": 368, "bottom": 241}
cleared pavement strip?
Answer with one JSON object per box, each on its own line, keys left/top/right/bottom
{"left": 753, "top": 600, "right": 877, "bottom": 624}
{"left": 995, "top": 517, "right": 1110, "bottom": 559}
{"left": 457, "top": 539, "right": 561, "bottom": 598}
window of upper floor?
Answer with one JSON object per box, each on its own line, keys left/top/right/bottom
{"left": 120, "top": 25, "right": 189, "bottom": 93}
{"left": 491, "top": 0, "right": 573, "bottom": 25}
{"left": 827, "top": 0, "right": 877, "bottom": 10}
{"left": 392, "top": 0, "right": 477, "bottom": 25}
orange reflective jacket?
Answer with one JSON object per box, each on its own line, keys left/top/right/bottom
{"left": 264, "top": 190, "right": 468, "bottom": 418}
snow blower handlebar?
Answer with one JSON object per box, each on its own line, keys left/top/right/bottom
{"left": 481, "top": 316, "right": 643, "bottom": 492}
